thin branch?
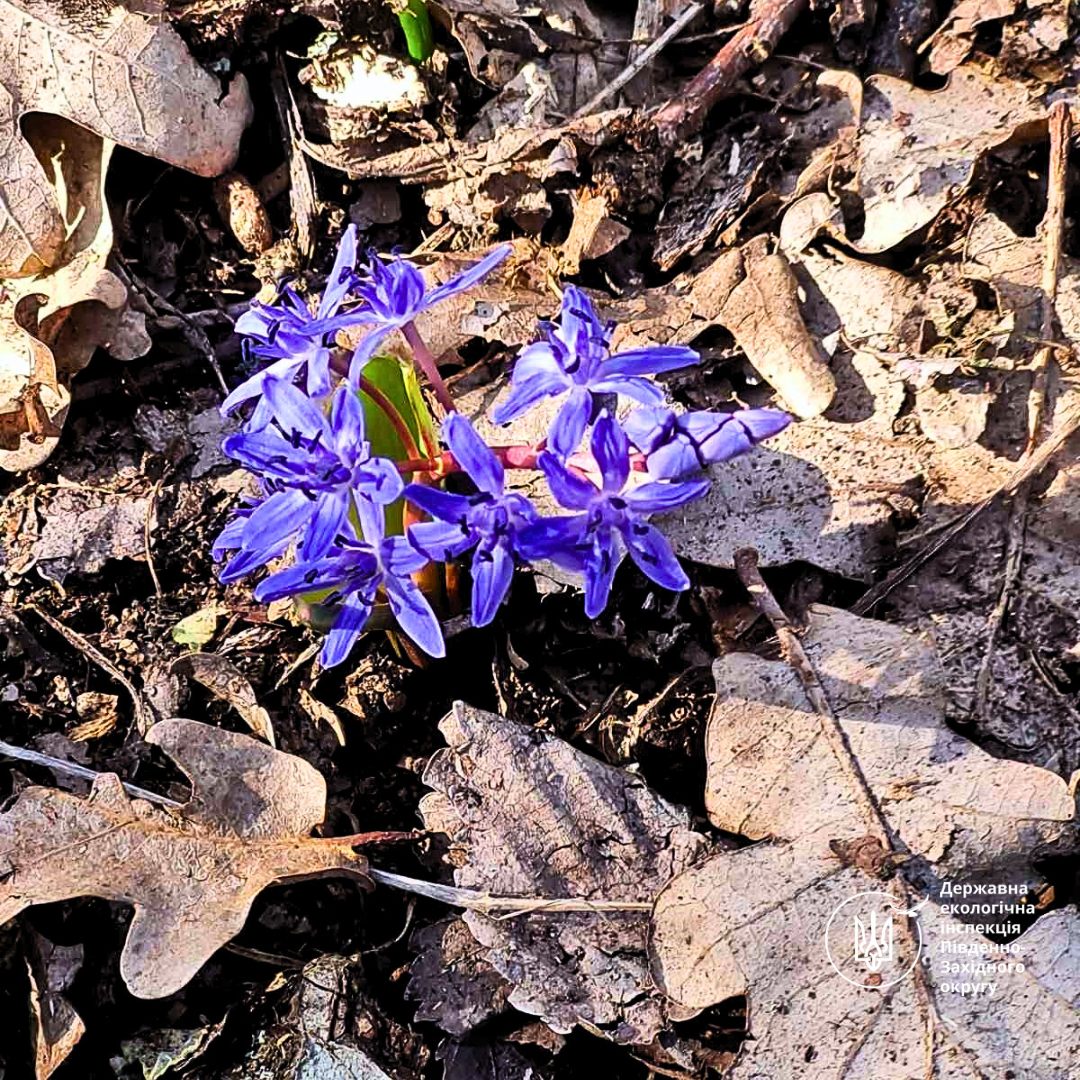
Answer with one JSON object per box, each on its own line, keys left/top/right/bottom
{"left": 851, "top": 402, "right": 1080, "bottom": 615}
{"left": 0, "top": 740, "right": 183, "bottom": 808}
{"left": 26, "top": 605, "right": 156, "bottom": 734}
{"left": 367, "top": 868, "right": 652, "bottom": 914}
{"left": 574, "top": 3, "right": 706, "bottom": 118}
{"left": 972, "top": 102, "right": 1071, "bottom": 721}
{"left": 652, "top": 0, "right": 809, "bottom": 143}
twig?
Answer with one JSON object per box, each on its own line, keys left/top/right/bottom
{"left": 733, "top": 549, "right": 891, "bottom": 844}
{"left": 366, "top": 868, "right": 652, "bottom": 914}
{"left": 26, "top": 605, "right": 156, "bottom": 734}
{"left": 652, "top": 0, "right": 809, "bottom": 144}
{"left": 733, "top": 548, "right": 941, "bottom": 1062}
{"left": 144, "top": 476, "right": 164, "bottom": 599}
{"left": 0, "top": 740, "right": 183, "bottom": 808}
{"left": 971, "top": 102, "right": 1071, "bottom": 722}
{"left": 851, "top": 403, "right": 1080, "bottom": 615}
{"left": 574, "top": 3, "right": 706, "bottom": 118}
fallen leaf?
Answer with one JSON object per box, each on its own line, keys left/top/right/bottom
{"left": 407, "top": 916, "right": 512, "bottom": 1036}
{"left": 0, "top": 718, "right": 370, "bottom": 998}
{"left": 649, "top": 606, "right": 1080, "bottom": 1077}
{"left": 115, "top": 1021, "right": 225, "bottom": 1080}
{"left": 297, "top": 688, "right": 347, "bottom": 747}
{"left": 26, "top": 930, "right": 84, "bottom": 1080}
{"left": 418, "top": 702, "right": 710, "bottom": 1046}
{"left": 171, "top": 653, "right": 275, "bottom": 746}
{"left": 70, "top": 690, "right": 120, "bottom": 741}
{"left": 559, "top": 189, "right": 630, "bottom": 275}
{"left": 170, "top": 606, "right": 222, "bottom": 650}
{"left": 849, "top": 67, "right": 1042, "bottom": 253}
{"left": 924, "top": 0, "right": 1019, "bottom": 75}
{"left": 0, "top": 0, "right": 251, "bottom": 468}
{"left": 31, "top": 486, "right": 153, "bottom": 584}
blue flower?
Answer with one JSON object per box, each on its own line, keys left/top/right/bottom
{"left": 344, "top": 244, "right": 513, "bottom": 381}
{"left": 517, "top": 412, "right": 709, "bottom": 618}
{"left": 253, "top": 508, "right": 445, "bottom": 666}
{"left": 624, "top": 406, "right": 791, "bottom": 479}
{"left": 213, "top": 379, "right": 403, "bottom": 578}
{"left": 212, "top": 485, "right": 293, "bottom": 584}
{"left": 491, "top": 286, "right": 699, "bottom": 459}
{"left": 404, "top": 414, "right": 538, "bottom": 627}
{"left": 223, "top": 225, "right": 361, "bottom": 426}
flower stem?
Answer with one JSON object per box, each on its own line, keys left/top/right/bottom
{"left": 354, "top": 375, "right": 423, "bottom": 463}
{"left": 402, "top": 321, "right": 456, "bottom": 413}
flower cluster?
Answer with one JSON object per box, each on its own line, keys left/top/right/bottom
{"left": 214, "top": 228, "right": 790, "bottom": 668}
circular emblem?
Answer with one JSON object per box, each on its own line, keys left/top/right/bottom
{"left": 824, "top": 890, "right": 924, "bottom": 989}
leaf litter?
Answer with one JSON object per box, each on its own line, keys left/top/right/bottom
{"left": 0, "top": 0, "right": 1078, "bottom": 1076}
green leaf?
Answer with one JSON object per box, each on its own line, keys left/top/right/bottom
{"left": 396, "top": 0, "right": 434, "bottom": 62}
{"left": 171, "top": 605, "right": 221, "bottom": 649}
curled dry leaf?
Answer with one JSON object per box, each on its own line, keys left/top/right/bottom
{"left": 172, "top": 652, "right": 276, "bottom": 746}
{"left": 0, "top": 719, "right": 370, "bottom": 998}
{"left": 26, "top": 930, "right": 85, "bottom": 1080}
{"left": 0, "top": 0, "right": 252, "bottom": 469}
{"left": 649, "top": 606, "right": 1079, "bottom": 1078}
{"left": 417, "top": 702, "right": 710, "bottom": 1046}
{"left": 849, "top": 66, "right": 1043, "bottom": 253}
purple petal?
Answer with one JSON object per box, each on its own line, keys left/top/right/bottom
{"left": 425, "top": 244, "right": 512, "bottom": 307}
{"left": 348, "top": 326, "right": 395, "bottom": 384}
{"left": 587, "top": 374, "right": 667, "bottom": 406}
{"left": 405, "top": 484, "right": 472, "bottom": 523}
{"left": 443, "top": 413, "right": 503, "bottom": 496}
{"left": 331, "top": 386, "right": 367, "bottom": 459}
{"left": 234, "top": 303, "right": 280, "bottom": 338}
{"left": 304, "top": 346, "right": 334, "bottom": 399}
{"left": 220, "top": 355, "right": 300, "bottom": 417}
{"left": 622, "top": 478, "right": 710, "bottom": 514}
{"left": 408, "top": 519, "right": 476, "bottom": 561}
{"left": 583, "top": 533, "right": 621, "bottom": 618}
{"left": 603, "top": 345, "right": 700, "bottom": 378}
{"left": 623, "top": 406, "right": 675, "bottom": 455}
{"left": 242, "top": 488, "right": 313, "bottom": 551}
{"left": 254, "top": 557, "right": 354, "bottom": 602}
{"left": 538, "top": 452, "right": 597, "bottom": 511}
{"left": 470, "top": 542, "right": 514, "bottom": 626}
{"left": 490, "top": 343, "right": 571, "bottom": 425}
{"left": 317, "top": 225, "right": 358, "bottom": 318}
{"left": 222, "top": 430, "right": 298, "bottom": 479}
{"left": 646, "top": 438, "right": 703, "bottom": 480}
{"left": 322, "top": 594, "right": 375, "bottom": 668}
{"left": 385, "top": 577, "right": 446, "bottom": 658}
{"left": 356, "top": 457, "right": 405, "bottom": 505}
{"left": 548, "top": 387, "right": 593, "bottom": 459}
{"left": 264, "top": 378, "right": 329, "bottom": 439}
{"left": 515, "top": 514, "right": 587, "bottom": 566}
{"left": 382, "top": 534, "right": 430, "bottom": 577}
{"left": 212, "top": 513, "right": 248, "bottom": 558}
{"left": 557, "top": 285, "right": 604, "bottom": 360}
{"left": 623, "top": 521, "right": 689, "bottom": 592}
{"left": 299, "top": 491, "right": 350, "bottom": 562}
{"left": 591, "top": 412, "right": 629, "bottom": 493}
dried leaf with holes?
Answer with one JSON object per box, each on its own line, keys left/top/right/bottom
{"left": 649, "top": 606, "right": 1080, "bottom": 1078}
{"left": 418, "top": 702, "right": 710, "bottom": 1047}
{"left": 0, "top": 0, "right": 252, "bottom": 469}
{"left": 0, "top": 719, "right": 370, "bottom": 998}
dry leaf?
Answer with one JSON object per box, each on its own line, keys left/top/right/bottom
{"left": 407, "top": 916, "right": 512, "bottom": 1036}
{"left": 418, "top": 702, "right": 709, "bottom": 1045}
{"left": 171, "top": 653, "right": 275, "bottom": 746}
{"left": 0, "top": 718, "right": 370, "bottom": 998}
{"left": 649, "top": 606, "right": 1080, "bottom": 1077}
{"left": 0, "top": 0, "right": 251, "bottom": 468}
{"left": 26, "top": 929, "right": 85, "bottom": 1080}
{"left": 924, "top": 0, "right": 1018, "bottom": 75}
{"left": 849, "top": 67, "right": 1042, "bottom": 253}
